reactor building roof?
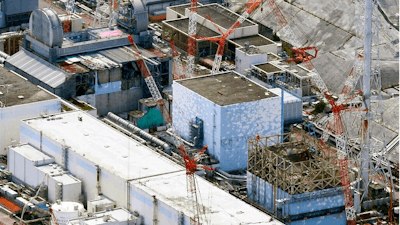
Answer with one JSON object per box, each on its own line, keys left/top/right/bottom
{"left": 195, "top": 4, "right": 256, "bottom": 29}
{"left": 130, "top": 171, "right": 282, "bottom": 225}
{"left": 0, "top": 66, "right": 57, "bottom": 107}
{"left": 22, "top": 111, "right": 184, "bottom": 180}
{"left": 22, "top": 111, "right": 283, "bottom": 225}
{"left": 176, "top": 72, "right": 277, "bottom": 106}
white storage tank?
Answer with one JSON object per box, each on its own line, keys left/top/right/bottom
{"left": 51, "top": 201, "right": 85, "bottom": 225}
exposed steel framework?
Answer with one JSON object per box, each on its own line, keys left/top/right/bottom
{"left": 127, "top": 35, "right": 172, "bottom": 124}
{"left": 248, "top": 131, "right": 341, "bottom": 196}
{"left": 197, "top": 0, "right": 261, "bottom": 74}
{"left": 263, "top": 1, "right": 364, "bottom": 222}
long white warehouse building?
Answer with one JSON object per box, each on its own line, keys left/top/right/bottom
{"left": 20, "top": 111, "right": 283, "bottom": 225}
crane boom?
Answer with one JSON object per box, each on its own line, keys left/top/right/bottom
{"left": 198, "top": 0, "right": 261, "bottom": 74}
{"left": 169, "top": 39, "right": 186, "bottom": 80}
{"left": 263, "top": 1, "right": 359, "bottom": 222}
{"left": 127, "top": 35, "right": 172, "bottom": 124}
{"left": 265, "top": 0, "right": 328, "bottom": 94}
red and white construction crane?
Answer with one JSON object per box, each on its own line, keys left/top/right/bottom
{"left": 286, "top": 47, "right": 318, "bottom": 65}
{"left": 197, "top": 0, "right": 262, "bottom": 74}
{"left": 186, "top": 0, "right": 198, "bottom": 78}
{"left": 127, "top": 35, "right": 172, "bottom": 124}
{"left": 178, "top": 144, "right": 213, "bottom": 224}
{"left": 263, "top": 1, "right": 362, "bottom": 223}
{"left": 169, "top": 39, "right": 186, "bottom": 80}
{"left": 264, "top": 0, "right": 328, "bottom": 94}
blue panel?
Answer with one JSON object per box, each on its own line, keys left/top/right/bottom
{"left": 289, "top": 212, "right": 346, "bottom": 225}
{"left": 95, "top": 81, "right": 122, "bottom": 95}
{"left": 219, "top": 97, "right": 282, "bottom": 171}
{"left": 247, "top": 172, "right": 345, "bottom": 218}
{"left": 173, "top": 81, "right": 283, "bottom": 171}
{"left": 172, "top": 82, "right": 221, "bottom": 158}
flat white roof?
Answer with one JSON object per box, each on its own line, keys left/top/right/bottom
{"left": 67, "top": 208, "right": 134, "bottom": 224}
{"left": 23, "top": 111, "right": 184, "bottom": 180}
{"left": 10, "top": 144, "right": 53, "bottom": 162}
{"left": 53, "top": 174, "right": 81, "bottom": 185}
{"left": 23, "top": 111, "right": 283, "bottom": 225}
{"left": 36, "top": 164, "right": 64, "bottom": 177}
{"left": 130, "top": 172, "right": 283, "bottom": 225}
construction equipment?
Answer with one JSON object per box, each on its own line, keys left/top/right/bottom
{"left": 264, "top": 0, "right": 328, "bottom": 94}
{"left": 197, "top": 0, "right": 262, "bottom": 75}
{"left": 286, "top": 47, "right": 318, "bottom": 64}
{"left": 166, "top": 35, "right": 186, "bottom": 80}
{"left": 186, "top": 0, "right": 198, "bottom": 78}
{"left": 127, "top": 35, "right": 172, "bottom": 124}
{"left": 177, "top": 145, "right": 213, "bottom": 224}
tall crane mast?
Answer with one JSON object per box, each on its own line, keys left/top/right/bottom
{"left": 127, "top": 35, "right": 172, "bottom": 124}
{"left": 197, "top": 0, "right": 261, "bottom": 75}
{"left": 186, "top": 0, "right": 198, "bottom": 78}
{"left": 263, "top": 1, "right": 364, "bottom": 223}
{"left": 357, "top": 0, "right": 395, "bottom": 215}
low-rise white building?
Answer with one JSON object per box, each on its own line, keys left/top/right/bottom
{"left": 0, "top": 66, "right": 61, "bottom": 155}
{"left": 20, "top": 111, "right": 284, "bottom": 225}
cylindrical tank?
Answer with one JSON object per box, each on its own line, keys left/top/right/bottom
{"left": 51, "top": 201, "right": 85, "bottom": 225}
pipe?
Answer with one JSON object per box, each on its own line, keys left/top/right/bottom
{"left": 215, "top": 168, "right": 246, "bottom": 181}
{"left": 107, "top": 112, "right": 171, "bottom": 154}
{"left": 165, "top": 130, "right": 195, "bottom": 147}
{"left": 102, "top": 118, "right": 147, "bottom": 144}
{"left": 0, "top": 50, "right": 10, "bottom": 59}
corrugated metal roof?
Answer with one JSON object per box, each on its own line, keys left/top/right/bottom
{"left": 6, "top": 50, "right": 67, "bottom": 88}
{"left": 99, "top": 46, "right": 158, "bottom": 64}
{"left": 99, "top": 47, "right": 137, "bottom": 64}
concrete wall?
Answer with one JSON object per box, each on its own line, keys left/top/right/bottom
{"left": 235, "top": 48, "right": 268, "bottom": 75}
{"left": 288, "top": 212, "right": 346, "bottom": 225}
{"left": 129, "top": 181, "right": 190, "bottom": 225}
{"left": 166, "top": 7, "right": 184, "bottom": 20}
{"left": 20, "top": 123, "right": 128, "bottom": 205}
{"left": 247, "top": 172, "right": 346, "bottom": 224}
{"left": 184, "top": 5, "right": 259, "bottom": 39}
{"left": 7, "top": 146, "right": 54, "bottom": 187}
{"left": 95, "top": 88, "right": 143, "bottom": 116}
{"left": 173, "top": 79, "right": 282, "bottom": 171}
{"left": 172, "top": 80, "right": 221, "bottom": 160}
{"left": 4, "top": 0, "right": 38, "bottom": 15}
{"left": 0, "top": 99, "right": 61, "bottom": 155}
